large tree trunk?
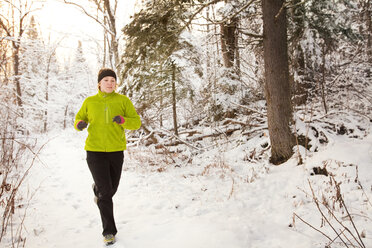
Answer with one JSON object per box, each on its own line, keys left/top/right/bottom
{"left": 262, "top": 0, "right": 295, "bottom": 165}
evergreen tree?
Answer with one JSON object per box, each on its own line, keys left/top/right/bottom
{"left": 288, "top": 0, "right": 363, "bottom": 108}
{"left": 121, "top": 0, "right": 202, "bottom": 130}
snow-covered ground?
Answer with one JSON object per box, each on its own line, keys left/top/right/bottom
{"left": 16, "top": 127, "right": 372, "bottom": 248}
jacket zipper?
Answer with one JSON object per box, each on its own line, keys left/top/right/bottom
{"left": 105, "top": 104, "right": 109, "bottom": 124}
{"left": 104, "top": 98, "right": 108, "bottom": 151}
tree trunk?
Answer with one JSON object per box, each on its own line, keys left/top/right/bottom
{"left": 44, "top": 62, "right": 50, "bottom": 133}
{"left": 262, "top": 0, "right": 295, "bottom": 165}
{"left": 171, "top": 63, "right": 178, "bottom": 136}
{"left": 104, "top": 0, "right": 119, "bottom": 70}
{"left": 63, "top": 105, "right": 68, "bottom": 129}
{"left": 366, "top": 0, "right": 371, "bottom": 62}
{"left": 159, "top": 88, "right": 163, "bottom": 127}
{"left": 320, "top": 44, "right": 328, "bottom": 114}
{"left": 220, "top": 18, "right": 237, "bottom": 68}
{"left": 13, "top": 45, "right": 22, "bottom": 107}
{"left": 235, "top": 26, "right": 241, "bottom": 76}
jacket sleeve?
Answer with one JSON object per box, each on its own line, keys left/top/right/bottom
{"left": 122, "top": 97, "right": 141, "bottom": 130}
{"left": 74, "top": 99, "right": 89, "bottom": 131}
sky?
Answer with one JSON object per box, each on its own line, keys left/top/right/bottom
{"left": 33, "top": 0, "right": 137, "bottom": 70}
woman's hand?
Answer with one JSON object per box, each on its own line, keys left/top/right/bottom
{"left": 112, "top": 115, "right": 125, "bottom": 125}
{"left": 77, "top": 121, "right": 88, "bottom": 131}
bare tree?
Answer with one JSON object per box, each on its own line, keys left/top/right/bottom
{"left": 63, "top": 0, "right": 120, "bottom": 70}
{"left": 262, "top": 0, "right": 295, "bottom": 164}
{"left": 0, "top": 0, "right": 40, "bottom": 108}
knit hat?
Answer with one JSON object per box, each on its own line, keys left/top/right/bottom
{"left": 98, "top": 68, "right": 117, "bottom": 83}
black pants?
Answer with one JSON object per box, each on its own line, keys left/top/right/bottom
{"left": 86, "top": 151, "right": 124, "bottom": 236}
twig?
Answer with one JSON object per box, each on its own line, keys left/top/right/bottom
{"left": 332, "top": 177, "right": 366, "bottom": 248}
{"left": 308, "top": 179, "right": 350, "bottom": 247}
{"left": 293, "top": 213, "right": 333, "bottom": 241}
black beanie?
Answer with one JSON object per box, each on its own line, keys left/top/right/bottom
{"left": 98, "top": 68, "right": 117, "bottom": 83}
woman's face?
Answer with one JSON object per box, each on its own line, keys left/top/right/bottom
{"left": 99, "top": 76, "right": 116, "bottom": 93}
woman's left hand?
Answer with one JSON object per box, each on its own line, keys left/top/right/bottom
{"left": 112, "top": 115, "right": 125, "bottom": 124}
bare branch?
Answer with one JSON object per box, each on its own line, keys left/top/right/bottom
{"left": 103, "top": 0, "right": 116, "bottom": 35}
{"left": 332, "top": 177, "right": 366, "bottom": 248}
{"left": 3, "top": 0, "right": 22, "bottom": 13}
{"left": 293, "top": 213, "right": 333, "bottom": 241}
{"left": 239, "top": 30, "right": 263, "bottom": 39}
{"left": 0, "top": 18, "right": 12, "bottom": 37}
{"left": 63, "top": 0, "right": 115, "bottom": 36}
{"left": 307, "top": 179, "right": 350, "bottom": 247}
{"left": 182, "top": 0, "right": 222, "bottom": 31}
{"left": 220, "top": 0, "right": 258, "bottom": 23}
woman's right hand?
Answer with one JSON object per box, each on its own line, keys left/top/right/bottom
{"left": 77, "top": 121, "right": 88, "bottom": 131}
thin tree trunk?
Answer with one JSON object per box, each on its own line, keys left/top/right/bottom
{"left": 63, "top": 105, "right": 68, "bottom": 129}
{"left": 171, "top": 63, "right": 178, "bottom": 136}
{"left": 366, "top": 0, "right": 371, "bottom": 62}
{"left": 13, "top": 45, "right": 22, "bottom": 107}
{"left": 104, "top": 0, "right": 119, "bottom": 70}
{"left": 262, "top": 0, "right": 295, "bottom": 165}
{"left": 235, "top": 25, "right": 241, "bottom": 76}
{"left": 44, "top": 64, "right": 50, "bottom": 133}
{"left": 320, "top": 44, "right": 328, "bottom": 114}
{"left": 160, "top": 88, "right": 163, "bottom": 128}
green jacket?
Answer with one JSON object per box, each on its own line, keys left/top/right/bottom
{"left": 74, "top": 90, "right": 141, "bottom": 152}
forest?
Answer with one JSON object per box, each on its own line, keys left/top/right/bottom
{"left": 0, "top": 0, "right": 371, "bottom": 247}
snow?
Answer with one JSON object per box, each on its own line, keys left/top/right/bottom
{"left": 13, "top": 125, "right": 371, "bottom": 248}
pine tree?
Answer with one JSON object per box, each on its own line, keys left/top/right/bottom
{"left": 121, "top": 0, "right": 201, "bottom": 132}
{"left": 288, "top": 0, "right": 363, "bottom": 109}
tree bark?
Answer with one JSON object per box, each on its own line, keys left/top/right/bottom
{"left": 220, "top": 18, "right": 237, "bottom": 68}
{"left": 320, "top": 44, "right": 328, "bottom": 114}
{"left": 13, "top": 44, "right": 22, "bottom": 107}
{"left": 171, "top": 62, "right": 178, "bottom": 136}
{"left": 366, "top": 0, "right": 371, "bottom": 62}
{"left": 104, "top": 0, "right": 119, "bottom": 70}
{"left": 44, "top": 62, "right": 50, "bottom": 133}
{"left": 63, "top": 105, "right": 68, "bottom": 129}
{"left": 262, "top": 0, "right": 295, "bottom": 165}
